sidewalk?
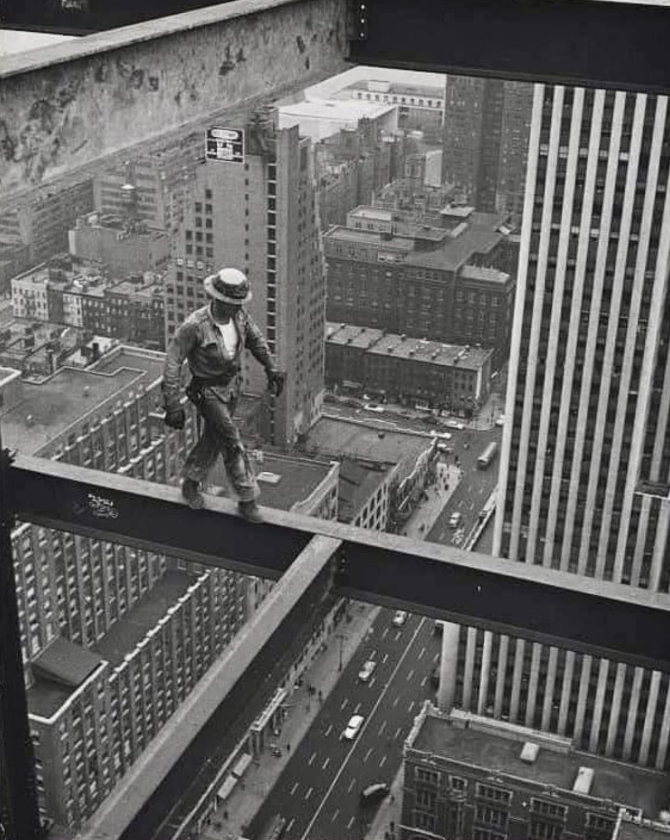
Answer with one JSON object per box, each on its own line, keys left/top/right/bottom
{"left": 399, "top": 462, "right": 460, "bottom": 540}
{"left": 364, "top": 766, "right": 404, "bottom": 840}
{"left": 198, "top": 601, "right": 381, "bottom": 840}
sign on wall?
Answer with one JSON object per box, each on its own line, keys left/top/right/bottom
{"left": 206, "top": 128, "right": 245, "bottom": 164}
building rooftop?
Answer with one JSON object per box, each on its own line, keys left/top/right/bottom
{"left": 364, "top": 334, "right": 492, "bottom": 371}
{"left": 1, "top": 346, "right": 165, "bottom": 455}
{"left": 89, "top": 344, "right": 166, "bottom": 383}
{"left": 211, "top": 451, "right": 337, "bottom": 513}
{"left": 349, "top": 206, "right": 395, "bottom": 222}
{"left": 326, "top": 323, "right": 385, "bottom": 350}
{"left": 404, "top": 218, "right": 505, "bottom": 272}
{"left": 279, "top": 98, "right": 397, "bottom": 124}
{"left": 338, "top": 457, "right": 394, "bottom": 524}
{"left": 92, "top": 570, "right": 197, "bottom": 668}
{"left": 28, "top": 638, "right": 105, "bottom": 719}
{"left": 307, "top": 418, "right": 431, "bottom": 484}
{"left": 409, "top": 707, "right": 670, "bottom": 818}
{"left": 345, "top": 80, "right": 444, "bottom": 99}
{"left": 461, "top": 264, "right": 511, "bottom": 284}
{"left": 325, "top": 226, "right": 416, "bottom": 252}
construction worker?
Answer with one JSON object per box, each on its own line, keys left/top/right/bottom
{"left": 162, "top": 268, "right": 285, "bottom": 522}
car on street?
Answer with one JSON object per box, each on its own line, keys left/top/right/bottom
{"left": 343, "top": 714, "right": 365, "bottom": 740}
{"left": 392, "top": 610, "right": 408, "bottom": 626}
{"left": 495, "top": 415, "right": 506, "bottom": 427}
{"left": 360, "top": 783, "right": 390, "bottom": 805}
{"left": 358, "top": 659, "right": 377, "bottom": 682}
{"left": 442, "top": 418, "right": 466, "bottom": 430}
{"left": 449, "top": 512, "right": 463, "bottom": 529}
{"left": 363, "top": 403, "right": 384, "bottom": 413}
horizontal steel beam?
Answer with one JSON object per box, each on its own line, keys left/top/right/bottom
{"left": 9, "top": 454, "right": 670, "bottom": 673}
{"left": 349, "top": 0, "right": 670, "bottom": 94}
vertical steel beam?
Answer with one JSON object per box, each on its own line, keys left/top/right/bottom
{"left": 0, "top": 433, "right": 42, "bottom": 840}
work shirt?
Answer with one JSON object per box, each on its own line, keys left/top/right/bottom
{"left": 162, "top": 304, "right": 276, "bottom": 412}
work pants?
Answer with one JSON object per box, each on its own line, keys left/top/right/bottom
{"left": 182, "top": 386, "right": 258, "bottom": 502}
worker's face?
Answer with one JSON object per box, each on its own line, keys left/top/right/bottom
{"left": 211, "top": 299, "right": 242, "bottom": 320}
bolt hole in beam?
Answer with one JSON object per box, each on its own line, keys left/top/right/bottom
{"left": 10, "top": 455, "right": 670, "bottom": 673}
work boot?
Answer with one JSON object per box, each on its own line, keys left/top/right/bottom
{"left": 182, "top": 478, "right": 205, "bottom": 510}
{"left": 238, "top": 500, "right": 263, "bottom": 523}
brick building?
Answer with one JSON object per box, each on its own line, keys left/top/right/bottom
{"left": 326, "top": 323, "right": 493, "bottom": 414}
{"left": 401, "top": 705, "right": 670, "bottom": 840}
{"left": 324, "top": 205, "right": 515, "bottom": 368}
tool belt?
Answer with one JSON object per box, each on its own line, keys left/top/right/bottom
{"left": 187, "top": 372, "right": 240, "bottom": 403}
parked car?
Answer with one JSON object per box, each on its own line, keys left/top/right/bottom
{"left": 443, "top": 419, "right": 466, "bottom": 430}
{"left": 343, "top": 714, "right": 365, "bottom": 740}
{"left": 358, "top": 660, "right": 376, "bottom": 683}
{"left": 392, "top": 610, "right": 408, "bottom": 626}
{"left": 495, "top": 415, "right": 506, "bottom": 427}
{"left": 449, "top": 512, "right": 463, "bottom": 529}
{"left": 363, "top": 403, "right": 384, "bottom": 413}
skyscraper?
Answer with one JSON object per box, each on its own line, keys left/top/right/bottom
{"left": 165, "top": 116, "right": 326, "bottom": 447}
{"left": 441, "top": 76, "right": 532, "bottom": 216}
{"left": 447, "top": 85, "right": 670, "bottom": 769}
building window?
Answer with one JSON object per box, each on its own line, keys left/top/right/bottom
{"left": 415, "top": 767, "right": 440, "bottom": 785}
{"left": 476, "top": 783, "right": 512, "bottom": 804}
{"left": 531, "top": 801, "right": 567, "bottom": 820}
{"left": 529, "top": 820, "right": 563, "bottom": 840}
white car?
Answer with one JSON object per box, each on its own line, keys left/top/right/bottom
{"left": 392, "top": 610, "right": 408, "bottom": 627}
{"left": 363, "top": 403, "right": 384, "bottom": 413}
{"left": 495, "top": 415, "right": 506, "bottom": 427}
{"left": 443, "top": 419, "right": 465, "bottom": 430}
{"left": 343, "top": 714, "right": 365, "bottom": 740}
{"left": 449, "top": 512, "right": 463, "bottom": 529}
{"left": 358, "top": 660, "right": 376, "bottom": 682}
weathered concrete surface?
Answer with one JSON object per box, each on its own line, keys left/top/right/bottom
{"left": 0, "top": 0, "right": 349, "bottom": 202}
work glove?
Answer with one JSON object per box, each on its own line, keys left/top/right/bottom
{"left": 164, "top": 407, "right": 186, "bottom": 430}
{"left": 267, "top": 370, "right": 286, "bottom": 398}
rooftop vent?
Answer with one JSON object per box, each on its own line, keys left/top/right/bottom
{"left": 572, "top": 767, "right": 594, "bottom": 795}
{"left": 520, "top": 742, "right": 539, "bottom": 764}
{"left": 257, "top": 471, "right": 282, "bottom": 485}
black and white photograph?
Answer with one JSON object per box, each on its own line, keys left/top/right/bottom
{"left": 1, "top": 2, "right": 669, "bottom": 840}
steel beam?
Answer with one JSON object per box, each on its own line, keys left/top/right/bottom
{"left": 9, "top": 454, "right": 670, "bottom": 673}
{"left": 349, "top": 0, "right": 670, "bottom": 94}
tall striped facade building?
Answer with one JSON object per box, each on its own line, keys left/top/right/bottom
{"left": 446, "top": 86, "right": 670, "bottom": 768}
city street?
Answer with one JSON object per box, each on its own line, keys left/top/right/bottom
{"left": 246, "top": 611, "right": 439, "bottom": 840}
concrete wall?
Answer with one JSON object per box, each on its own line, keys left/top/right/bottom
{"left": 0, "top": 0, "right": 350, "bottom": 206}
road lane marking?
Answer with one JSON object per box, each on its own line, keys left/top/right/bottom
{"left": 395, "top": 727, "right": 402, "bottom": 739}
{"left": 380, "top": 754, "right": 387, "bottom": 768}
{"left": 308, "top": 752, "right": 316, "bottom": 766}
{"left": 305, "top": 787, "right": 313, "bottom": 801}
{"left": 382, "top": 653, "right": 389, "bottom": 663}
{"left": 347, "top": 778, "right": 357, "bottom": 793}
{"left": 354, "top": 702, "right": 361, "bottom": 713}
{"left": 418, "top": 646, "right": 425, "bottom": 659}
{"left": 290, "top": 782, "right": 299, "bottom": 796}
{"left": 408, "top": 701, "right": 415, "bottom": 712}
{"left": 299, "top": 617, "right": 427, "bottom": 840}
{"left": 393, "top": 695, "right": 399, "bottom": 707}
{"left": 382, "top": 628, "right": 388, "bottom": 640}
{"left": 331, "top": 810, "right": 340, "bottom": 823}
{"left": 287, "top": 818, "right": 295, "bottom": 833}
{"left": 341, "top": 698, "right": 349, "bottom": 711}
{"left": 433, "top": 652, "right": 439, "bottom": 663}
{"left": 369, "top": 676, "right": 376, "bottom": 688}
{"left": 364, "top": 748, "right": 372, "bottom": 763}
{"left": 371, "top": 648, "right": 377, "bottom": 658}
{"left": 395, "top": 631, "right": 401, "bottom": 641}
{"left": 325, "top": 724, "right": 333, "bottom": 737}
{"left": 421, "top": 676, "right": 428, "bottom": 687}
{"left": 407, "top": 669, "right": 414, "bottom": 681}
{"left": 379, "top": 721, "right": 387, "bottom": 735}
{"left": 322, "top": 757, "right": 330, "bottom": 770}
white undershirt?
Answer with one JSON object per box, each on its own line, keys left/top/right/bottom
{"left": 216, "top": 319, "right": 239, "bottom": 356}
